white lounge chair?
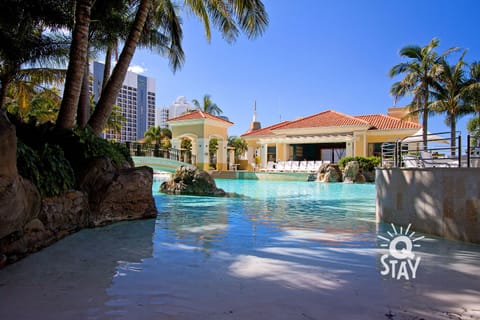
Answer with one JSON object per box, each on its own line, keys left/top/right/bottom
{"left": 297, "top": 161, "right": 308, "bottom": 172}
{"left": 290, "top": 161, "right": 300, "bottom": 172}
{"left": 403, "top": 155, "right": 420, "bottom": 168}
{"left": 275, "top": 161, "right": 286, "bottom": 171}
{"left": 261, "top": 161, "right": 275, "bottom": 172}
{"left": 419, "top": 151, "right": 458, "bottom": 168}
{"left": 313, "top": 161, "right": 323, "bottom": 172}
{"left": 306, "top": 161, "right": 316, "bottom": 172}
{"left": 284, "top": 161, "right": 294, "bottom": 172}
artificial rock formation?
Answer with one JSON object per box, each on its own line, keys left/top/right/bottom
{"left": 78, "top": 157, "right": 158, "bottom": 226}
{"left": 160, "top": 166, "right": 227, "bottom": 196}
{"left": 316, "top": 163, "right": 343, "bottom": 183}
{"left": 0, "top": 111, "right": 158, "bottom": 266}
{"left": 0, "top": 111, "right": 41, "bottom": 240}
{"left": 342, "top": 161, "right": 367, "bottom": 184}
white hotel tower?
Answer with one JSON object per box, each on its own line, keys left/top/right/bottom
{"left": 90, "top": 61, "right": 156, "bottom": 142}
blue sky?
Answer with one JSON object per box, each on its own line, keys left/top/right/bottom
{"left": 130, "top": 0, "right": 480, "bottom": 137}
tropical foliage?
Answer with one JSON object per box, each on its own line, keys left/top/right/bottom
{"left": 1, "top": 0, "right": 268, "bottom": 136}
{"left": 389, "top": 38, "right": 457, "bottom": 149}
{"left": 144, "top": 125, "right": 169, "bottom": 144}
{"left": 338, "top": 156, "right": 381, "bottom": 172}
{"left": 208, "top": 137, "right": 219, "bottom": 168}
{"left": 390, "top": 38, "right": 480, "bottom": 151}
{"left": 17, "top": 141, "right": 75, "bottom": 197}
{"left": 180, "top": 137, "right": 192, "bottom": 151}
{"left": 228, "top": 136, "right": 248, "bottom": 161}
{"left": 192, "top": 94, "right": 223, "bottom": 116}
{"left": 429, "top": 51, "right": 473, "bottom": 155}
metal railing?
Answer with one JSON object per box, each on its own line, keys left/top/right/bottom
{"left": 125, "top": 142, "right": 196, "bottom": 165}
{"left": 467, "top": 129, "right": 480, "bottom": 168}
{"left": 381, "top": 131, "right": 472, "bottom": 168}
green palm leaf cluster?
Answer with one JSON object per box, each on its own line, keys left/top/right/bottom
{"left": 390, "top": 38, "right": 480, "bottom": 153}
{"left": 144, "top": 125, "right": 168, "bottom": 144}
{"left": 192, "top": 94, "right": 223, "bottom": 116}
{"left": 1, "top": 0, "right": 269, "bottom": 136}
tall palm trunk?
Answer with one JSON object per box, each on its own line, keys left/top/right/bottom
{"left": 102, "top": 45, "right": 112, "bottom": 91}
{"left": 56, "top": 0, "right": 91, "bottom": 130}
{"left": 88, "top": 0, "right": 151, "bottom": 135}
{"left": 77, "top": 56, "right": 90, "bottom": 128}
{"left": 0, "top": 74, "right": 10, "bottom": 109}
{"left": 450, "top": 115, "right": 457, "bottom": 156}
{"left": 422, "top": 89, "right": 429, "bottom": 151}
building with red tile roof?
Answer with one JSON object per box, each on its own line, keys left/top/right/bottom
{"left": 241, "top": 107, "right": 421, "bottom": 169}
{"left": 167, "top": 110, "right": 233, "bottom": 170}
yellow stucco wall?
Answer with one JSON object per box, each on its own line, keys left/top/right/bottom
{"left": 365, "top": 132, "right": 414, "bottom": 143}
{"left": 354, "top": 133, "right": 366, "bottom": 157}
{"left": 170, "top": 120, "right": 231, "bottom": 171}
{"left": 277, "top": 144, "right": 287, "bottom": 161}
{"left": 171, "top": 124, "right": 203, "bottom": 138}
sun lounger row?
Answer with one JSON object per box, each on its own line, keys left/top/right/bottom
{"left": 261, "top": 160, "right": 330, "bottom": 172}
{"left": 403, "top": 151, "right": 459, "bottom": 168}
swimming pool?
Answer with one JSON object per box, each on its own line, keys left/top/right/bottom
{"left": 0, "top": 179, "right": 479, "bottom": 319}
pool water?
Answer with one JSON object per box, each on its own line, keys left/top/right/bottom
{"left": 0, "top": 179, "right": 479, "bottom": 320}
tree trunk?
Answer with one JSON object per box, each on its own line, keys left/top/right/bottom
{"left": 88, "top": 0, "right": 151, "bottom": 135}
{"left": 102, "top": 45, "right": 113, "bottom": 91}
{"left": 0, "top": 75, "right": 10, "bottom": 110}
{"left": 77, "top": 56, "right": 90, "bottom": 128}
{"left": 56, "top": 0, "right": 91, "bottom": 130}
{"left": 422, "top": 91, "right": 429, "bottom": 151}
{"left": 450, "top": 115, "right": 456, "bottom": 156}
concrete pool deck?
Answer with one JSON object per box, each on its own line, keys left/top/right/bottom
{"left": 0, "top": 218, "right": 479, "bottom": 320}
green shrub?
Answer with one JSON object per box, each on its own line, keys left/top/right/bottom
{"left": 74, "top": 128, "right": 133, "bottom": 167}
{"left": 338, "top": 156, "right": 381, "bottom": 171}
{"left": 17, "top": 141, "right": 75, "bottom": 197}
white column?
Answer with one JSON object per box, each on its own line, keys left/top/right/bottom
{"left": 261, "top": 144, "right": 268, "bottom": 169}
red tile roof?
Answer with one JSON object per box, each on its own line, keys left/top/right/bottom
{"left": 241, "top": 121, "right": 292, "bottom": 137}
{"left": 272, "top": 110, "right": 371, "bottom": 130}
{"left": 167, "top": 110, "right": 233, "bottom": 125}
{"left": 355, "top": 114, "right": 421, "bottom": 130}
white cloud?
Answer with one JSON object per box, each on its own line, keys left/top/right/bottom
{"left": 128, "top": 65, "right": 148, "bottom": 74}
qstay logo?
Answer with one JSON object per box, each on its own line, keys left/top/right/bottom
{"left": 378, "top": 223, "right": 426, "bottom": 280}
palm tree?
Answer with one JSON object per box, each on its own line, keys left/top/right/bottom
{"left": 103, "top": 105, "right": 126, "bottom": 137}
{"left": 87, "top": 0, "right": 154, "bottom": 134}
{"left": 466, "top": 61, "right": 480, "bottom": 128}
{"left": 192, "top": 94, "right": 223, "bottom": 116}
{"left": 389, "top": 38, "right": 457, "bottom": 149}
{"left": 0, "top": 3, "right": 69, "bottom": 110}
{"left": 228, "top": 136, "right": 248, "bottom": 161}
{"left": 430, "top": 51, "right": 473, "bottom": 155}
{"left": 56, "top": 0, "right": 92, "bottom": 130}
{"left": 4, "top": 68, "right": 65, "bottom": 120}
{"left": 144, "top": 125, "right": 164, "bottom": 145}
{"left": 87, "top": 0, "right": 268, "bottom": 134}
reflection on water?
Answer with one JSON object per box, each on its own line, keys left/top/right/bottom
{"left": 154, "top": 180, "right": 378, "bottom": 255}
{"left": 1, "top": 179, "right": 479, "bottom": 320}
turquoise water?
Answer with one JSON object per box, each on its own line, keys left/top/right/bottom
{"left": 1, "top": 179, "right": 479, "bottom": 319}
{"left": 154, "top": 180, "right": 378, "bottom": 255}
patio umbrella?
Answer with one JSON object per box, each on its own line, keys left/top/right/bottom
{"left": 402, "top": 129, "right": 448, "bottom": 144}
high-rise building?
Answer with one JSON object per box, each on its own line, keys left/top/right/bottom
{"left": 90, "top": 61, "right": 156, "bottom": 142}
{"left": 156, "top": 96, "right": 192, "bottom": 128}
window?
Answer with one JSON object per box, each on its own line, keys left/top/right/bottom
{"left": 267, "top": 146, "right": 276, "bottom": 162}
{"left": 368, "top": 143, "right": 383, "bottom": 157}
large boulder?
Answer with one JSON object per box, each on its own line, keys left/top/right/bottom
{"left": 343, "top": 161, "right": 360, "bottom": 183}
{"left": 39, "top": 190, "right": 90, "bottom": 235}
{"left": 0, "top": 111, "right": 41, "bottom": 239}
{"left": 316, "top": 163, "right": 342, "bottom": 183}
{"left": 0, "top": 176, "right": 41, "bottom": 239}
{"left": 160, "top": 166, "right": 227, "bottom": 196}
{"left": 79, "top": 157, "right": 157, "bottom": 226}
